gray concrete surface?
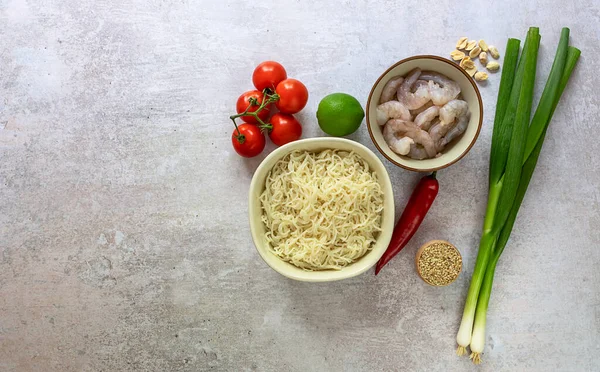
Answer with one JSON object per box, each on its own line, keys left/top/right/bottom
{"left": 1, "top": 0, "right": 599, "bottom": 371}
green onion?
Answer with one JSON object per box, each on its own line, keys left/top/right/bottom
{"left": 490, "top": 39, "right": 521, "bottom": 136}
{"left": 456, "top": 27, "right": 579, "bottom": 364}
{"left": 488, "top": 38, "right": 525, "bottom": 188}
{"left": 494, "top": 44, "right": 579, "bottom": 263}
{"left": 469, "top": 42, "right": 578, "bottom": 364}
{"left": 470, "top": 29, "right": 543, "bottom": 362}
{"left": 492, "top": 28, "right": 539, "bottom": 233}
{"left": 523, "top": 27, "right": 571, "bottom": 163}
{"left": 455, "top": 32, "right": 533, "bottom": 357}
{"left": 494, "top": 44, "right": 579, "bottom": 258}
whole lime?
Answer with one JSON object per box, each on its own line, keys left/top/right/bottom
{"left": 316, "top": 93, "right": 365, "bottom": 136}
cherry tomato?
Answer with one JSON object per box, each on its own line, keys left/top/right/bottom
{"left": 231, "top": 123, "right": 265, "bottom": 158}
{"left": 275, "top": 79, "right": 308, "bottom": 114}
{"left": 236, "top": 90, "right": 270, "bottom": 124}
{"left": 268, "top": 113, "right": 302, "bottom": 146}
{"left": 252, "top": 61, "right": 287, "bottom": 91}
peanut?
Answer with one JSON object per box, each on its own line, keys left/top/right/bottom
{"left": 486, "top": 61, "right": 501, "bottom": 72}
{"left": 450, "top": 50, "right": 466, "bottom": 61}
{"left": 469, "top": 46, "right": 482, "bottom": 59}
{"left": 460, "top": 56, "right": 475, "bottom": 69}
{"left": 475, "top": 71, "right": 489, "bottom": 81}
{"left": 489, "top": 45, "right": 500, "bottom": 59}
{"left": 478, "top": 40, "right": 489, "bottom": 52}
{"left": 456, "top": 37, "right": 469, "bottom": 49}
{"left": 465, "top": 40, "right": 477, "bottom": 51}
{"left": 466, "top": 66, "right": 478, "bottom": 77}
{"left": 479, "top": 51, "right": 488, "bottom": 65}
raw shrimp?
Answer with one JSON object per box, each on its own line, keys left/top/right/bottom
{"left": 410, "top": 100, "right": 434, "bottom": 117}
{"left": 380, "top": 76, "right": 404, "bottom": 103}
{"left": 425, "top": 118, "right": 440, "bottom": 132}
{"left": 408, "top": 144, "right": 429, "bottom": 160}
{"left": 385, "top": 119, "right": 437, "bottom": 158}
{"left": 420, "top": 71, "right": 461, "bottom": 106}
{"left": 439, "top": 99, "right": 468, "bottom": 125}
{"left": 429, "top": 99, "right": 469, "bottom": 143}
{"left": 383, "top": 122, "right": 414, "bottom": 155}
{"left": 397, "top": 69, "right": 431, "bottom": 110}
{"left": 376, "top": 101, "right": 411, "bottom": 126}
{"left": 414, "top": 106, "right": 440, "bottom": 131}
{"left": 438, "top": 112, "right": 470, "bottom": 149}
{"left": 429, "top": 120, "right": 455, "bottom": 143}
{"left": 413, "top": 79, "right": 429, "bottom": 91}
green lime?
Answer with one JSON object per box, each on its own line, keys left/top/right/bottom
{"left": 316, "top": 93, "right": 365, "bottom": 136}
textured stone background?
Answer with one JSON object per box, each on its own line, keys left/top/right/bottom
{"left": 1, "top": 0, "right": 599, "bottom": 371}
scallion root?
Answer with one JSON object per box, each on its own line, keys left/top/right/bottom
{"left": 470, "top": 352, "right": 482, "bottom": 365}
{"left": 456, "top": 346, "right": 467, "bottom": 356}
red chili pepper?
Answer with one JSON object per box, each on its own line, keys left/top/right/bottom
{"left": 375, "top": 172, "right": 439, "bottom": 275}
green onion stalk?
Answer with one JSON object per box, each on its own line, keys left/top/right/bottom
{"left": 456, "top": 27, "right": 580, "bottom": 364}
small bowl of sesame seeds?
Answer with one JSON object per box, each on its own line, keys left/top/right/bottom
{"left": 416, "top": 240, "right": 462, "bottom": 286}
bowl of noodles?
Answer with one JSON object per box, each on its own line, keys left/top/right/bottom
{"left": 249, "top": 137, "right": 394, "bottom": 282}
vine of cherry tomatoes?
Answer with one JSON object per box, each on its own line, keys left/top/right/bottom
{"left": 230, "top": 61, "right": 308, "bottom": 158}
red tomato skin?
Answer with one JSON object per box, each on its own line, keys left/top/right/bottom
{"left": 252, "top": 61, "right": 287, "bottom": 91}
{"left": 231, "top": 123, "right": 266, "bottom": 158}
{"left": 275, "top": 79, "right": 308, "bottom": 114}
{"left": 236, "top": 90, "right": 270, "bottom": 124}
{"left": 269, "top": 113, "right": 302, "bottom": 146}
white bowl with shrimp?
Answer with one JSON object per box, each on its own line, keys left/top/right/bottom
{"left": 367, "top": 55, "right": 483, "bottom": 172}
{"left": 248, "top": 137, "right": 395, "bottom": 282}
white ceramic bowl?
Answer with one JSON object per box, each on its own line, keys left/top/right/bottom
{"left": 248, "top": 137, "right": 394, "bottom": 282}
{"left": 367, "top": 55, "right": 483, "bottom": 172}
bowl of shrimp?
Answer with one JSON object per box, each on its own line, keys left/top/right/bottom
{"left": 366, "top": 55, "right": 483, "bottom": 172}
